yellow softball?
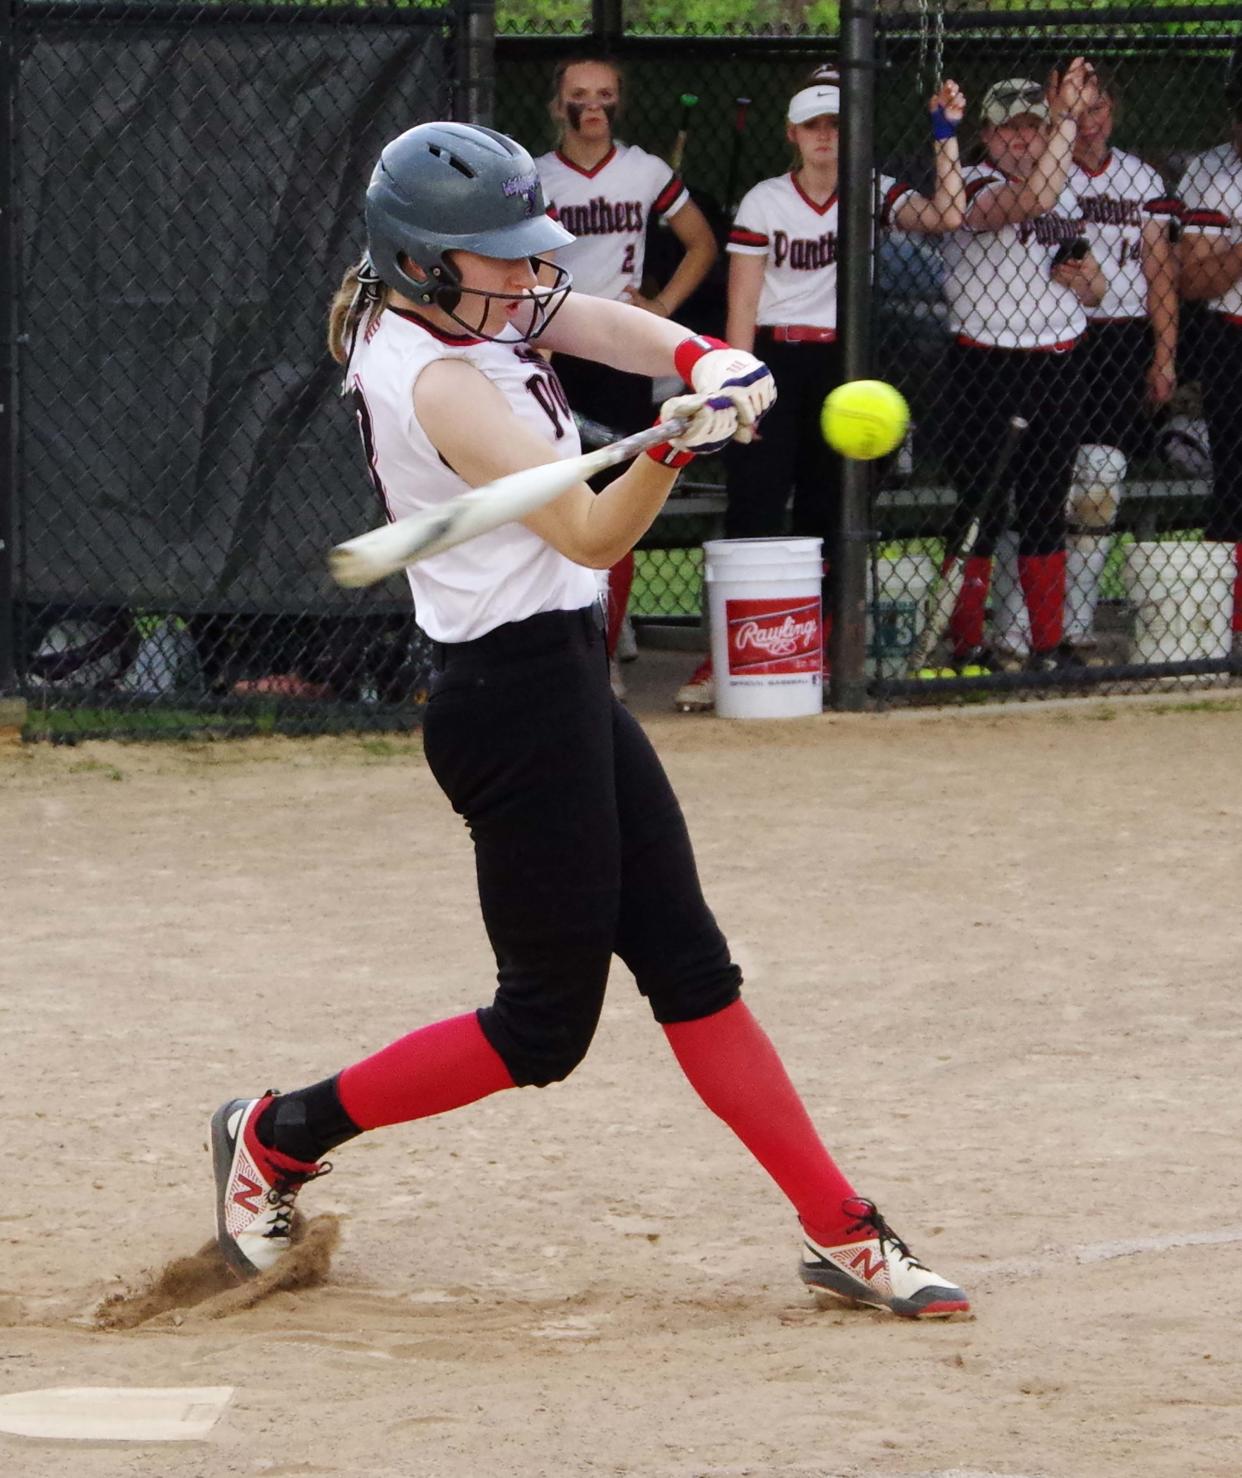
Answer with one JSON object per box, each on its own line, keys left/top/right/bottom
{"left": 820, "top": 380, "right": 909, "bottom": 461}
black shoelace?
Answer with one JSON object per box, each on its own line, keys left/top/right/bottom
{"left": 846, "top": 1201, "right": 930, "bottom": 1272}
{"left": 264, "top": 1163, "right": 332, "bottom": 1241}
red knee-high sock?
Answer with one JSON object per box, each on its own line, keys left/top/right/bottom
{"left": 1233, "top": 544, "right": 1242, "bottom": 633}
{"left": 606, "top": 551, "right": 635, "bottom": 656}
{"left": 663, "top": 1000, "right": 857, "bottom": 1244}
{"left": 337, "top": 1011, "right": 515, "bottom": 1131}
{"left": 1019, "top": 550, "right": 1066, "bottom": 652}
{"left": 949, "top": 554, "right": 992, "bottom": 656}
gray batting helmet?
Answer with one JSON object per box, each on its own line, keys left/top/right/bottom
{"left": 366, "top": 123, "right": 573, "bottom": 318}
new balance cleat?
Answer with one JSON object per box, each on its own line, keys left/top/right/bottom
{"left": 210, "top": 1094, "right": 330, "bottom": 1280}
{"left": 799, "top": 1197, "right": 969, "bottom": 1319}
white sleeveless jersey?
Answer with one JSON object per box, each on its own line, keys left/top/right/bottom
{"left": 535, "top": 142, "right": 689, "bottom": 301}
{"left": 1178, "top": 141, "right": 1242, "bottom": 323}
{"left": 1069, "top": 150, "right": 1181, "bottom": 322}
{"left": 725, "top": 172, "right": 914, "bottom": 330}
{"left": 941, "top": 164, "right": 1087, "bottom": 349}
{"left": 346, "top": 307, "right": 598, "bottom": 643}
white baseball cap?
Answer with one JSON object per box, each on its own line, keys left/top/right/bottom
{"left": 788, "top": 82, "right": 841, "bottom": 124}
{"left": 980, "top": 77, "right": 1050, "bottom": 127}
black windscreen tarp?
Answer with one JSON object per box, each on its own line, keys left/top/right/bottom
{"left": 19, "top": 16, "right": 449, "bottom": 612}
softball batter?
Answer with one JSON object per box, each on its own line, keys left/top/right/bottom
{"left": 536, "top": 55, "right": 718, "bottom": 699}
{"left": 675, "top": 69, "right": 968, "bottom": 711}
{"left": 210, "top": 121, "right": 968, "bottom": 1321}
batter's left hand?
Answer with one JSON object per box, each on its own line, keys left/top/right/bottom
{"left": 657, "top": 391, "right": 741, "bottom": 458}
{"left": 688, "top": 347, "right": 777, "bottom": 443}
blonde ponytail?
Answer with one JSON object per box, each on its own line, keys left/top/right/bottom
{"left": 327, "top": 257, "right": 388, "bottom": 365}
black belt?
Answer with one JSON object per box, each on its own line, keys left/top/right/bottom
{"left": 430, "top": 602, "right": 605, "bottom": 672}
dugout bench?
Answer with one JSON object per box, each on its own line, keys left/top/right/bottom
{"left": 639, "top": 473, "right": 1213, "bottom": 549}
{"left": 635, "top": 472, "right": 1241, "bottom": 698}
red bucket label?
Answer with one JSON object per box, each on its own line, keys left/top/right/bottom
{"left": 724, "top": 597, "right": 822, "bottom": 675}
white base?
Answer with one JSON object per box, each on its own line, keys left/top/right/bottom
{"left": 0, "top": 1386, "right": 234, "bottom": 1442}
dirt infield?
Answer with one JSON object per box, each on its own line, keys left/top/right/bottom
{"left": 2, "top": 681, "right": 1239, "bottom": 1478}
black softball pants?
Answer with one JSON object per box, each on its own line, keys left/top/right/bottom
{"left": 1077, "top": 318, "right": 1157, "bottom": 458}
{"left": 421, "top": 605, "right": 742, "bottom": 1088}
{"left": 944, "top": 342, "right": 1084, "bottom": 557}
{"left": 1198, "top": 314, "right": 1242, "bottom": 543}
{"left": 724, "top": 335, "right": 843, "bottom": 548}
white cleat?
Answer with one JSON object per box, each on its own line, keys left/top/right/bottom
{"left": 799, "top": 1197, "right": 970, "bottom": 1319}
{"left": 616, "top": 613, "right": 639, "bottom": 662}
{"left": 210, "top": 1094, "right": 329, "bottom": 1280}
{"left": 674, "top": 657, "right": 714, "bottom": 712}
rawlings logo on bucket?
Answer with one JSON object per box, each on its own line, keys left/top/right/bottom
{"left": 725, "top": 598, "right": 822, "bottom": 675}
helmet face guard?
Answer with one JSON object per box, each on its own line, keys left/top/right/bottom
{"left": 365, "top": 123, "right": 576, "bottom": 343}
{"left": 427, "top": 254, "right": 573, "bottom": 342}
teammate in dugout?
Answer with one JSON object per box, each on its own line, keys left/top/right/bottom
{"left": 939, "top": 59, "right": 1110, "bottom": 673}
{"left": 989, "top": 60, "right": 1182, "bottom": 662}
{"left": 536, "top": 55, "right": 718, "bottom": 702}
{"left": 209, "top": 121, "right": 969, "bottom": 1321}
{"left": 675, "top": 68, "right": 969, "bottom": 713}
{"left": 1177, "top": 74, "right": 1242, "bottom": 653}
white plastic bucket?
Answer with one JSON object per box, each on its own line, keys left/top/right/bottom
{"left": 1122, "top": 540, "right": 1236, "bottom": 663}
{"left": 865, "top": 554, "right": 938, "bottom": 676}
{"left": 704, "top": 537, "right": 823, "bottom": 718}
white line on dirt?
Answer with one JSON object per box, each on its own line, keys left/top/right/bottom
{"left": 974, "top": 1225, "right": 1242, "bottom": 1283}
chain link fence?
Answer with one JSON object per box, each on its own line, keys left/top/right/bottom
{"left": 497, "top": 4, "right": 1242, "bottom": 704}
{"left": 4, "top": 2, "right": 1241, "bottom": 736}
{"left": 4, "top": 0, "right": 458, "bottom": 738}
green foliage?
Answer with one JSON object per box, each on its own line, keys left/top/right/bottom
{"left": 496, "top": 0, "right": 1242, "bottom": 39}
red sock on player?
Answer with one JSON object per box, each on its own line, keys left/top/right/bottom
{"left": 1019, "top": 550, "right": 1066, "bottom": 653}
{"left": 663, "top": 999, "right": 858, "bottom": 1245}
{"left": 1233, "top": 544, "right": 1242, "bottom": 634}
{"left": 949, "top": 555, "right": 992, "bottom": 656}
{"left": 337, "top": 1011, "right": 515, "bottom": 1131}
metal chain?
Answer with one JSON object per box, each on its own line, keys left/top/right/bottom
{"left": 916, "top": 0, "right": 929, "bottom": 94}
{"left": 915, "top": 0, "right": 945, "bottom": 94}
{"left": 932, "top": 0, "right": 945, "bottom": 91}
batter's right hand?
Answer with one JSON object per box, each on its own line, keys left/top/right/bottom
{"left": 688, "top": 348, "right": 777, "bottom": 443}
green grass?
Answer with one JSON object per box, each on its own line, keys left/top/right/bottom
{"left": 22, "top": 705, "right": 242, "bottom": 743}
{"left": 20, "top": 696, "right": 429, "bottom": 745}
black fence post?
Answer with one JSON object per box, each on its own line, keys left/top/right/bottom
{"left": 0, "top": 0, "right": 15, "bottom": 695}
{"left": 593, "top": 0, "right": 623, "bottom": 52}
{"left": 456, "top": 0, "right": 495, "bottom": 127}
{"left": 831, "top": 0, "right": 877, "bottom": 712}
